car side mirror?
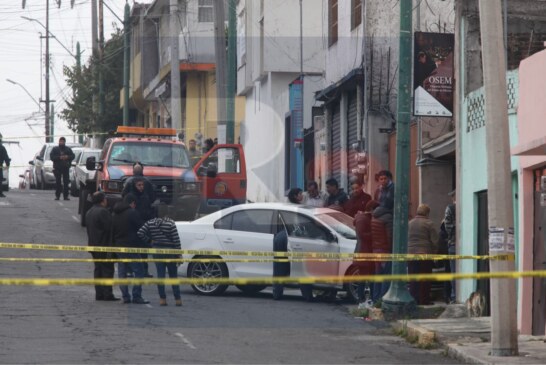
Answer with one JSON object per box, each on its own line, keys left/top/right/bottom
{"left": 36, "top": 156, "right": 43, "bottom": 162}
{"left": 18, "top": 174, "right": 24, "bottom": 178}
{"left": 206, "top": 163, "right": 218, "bottom": 178}
{"left": 29, "top": 160, "right": 34, "bottom": 165}
{"left": 86, "top": 156, "right": 103, "bottom": 172}
{"left": 326, "top": 231, "right": 338, "bottom": 243}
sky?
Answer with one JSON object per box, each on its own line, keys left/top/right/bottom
{"left": 0, "top": 0, "right": 140, "bottom": 187}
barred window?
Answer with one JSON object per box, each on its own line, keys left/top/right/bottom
{"left": 198, "top": 0, "right": 214, "bottom": 23}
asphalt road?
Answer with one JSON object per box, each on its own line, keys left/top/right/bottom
{"left": 0, "top": 189, "right": 460, "bottom": 364}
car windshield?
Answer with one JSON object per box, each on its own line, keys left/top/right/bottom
{"left": 108, "top": 142, "right": 190, "bottom": 168}
{"left": 315, "top": 212, "right": 357, "bottom": 240}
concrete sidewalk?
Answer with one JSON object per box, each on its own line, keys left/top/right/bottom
{"left": 393, "top": 308, "right": 546, "bottom": 364}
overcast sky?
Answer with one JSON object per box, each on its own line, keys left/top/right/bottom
{"left": 0, "top": 0, "right": 140, "bottom": 186}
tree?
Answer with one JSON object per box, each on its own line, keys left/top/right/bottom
{"left": 61, "top": 28, "right": 124, "bottom": 136}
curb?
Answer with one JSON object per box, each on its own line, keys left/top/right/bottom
{"left": 392, "top": 320, "right": 437, "bottom": 347}
{"left": 446, "top": 343, "right": 490, "bottom": 365}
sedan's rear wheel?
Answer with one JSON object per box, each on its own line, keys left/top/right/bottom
{"left": 188, "top": 258, "right": 229, "bottom": 296}
{"left": 345, "top": 265, "right": 366, "bottom": 303}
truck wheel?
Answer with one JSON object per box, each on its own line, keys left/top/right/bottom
{"left": 70, "top": 181, "right": 78, "bottom": 197}
{"left": 80, "top": 189, "right": 91, "bottom": 227}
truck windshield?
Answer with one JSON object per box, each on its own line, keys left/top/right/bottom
{"left": 108, "top": 142, "right": 190, "bottom": 168}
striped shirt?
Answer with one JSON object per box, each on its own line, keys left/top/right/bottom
{"left": 137, "top": 217, "right": 181, "bottom": 249}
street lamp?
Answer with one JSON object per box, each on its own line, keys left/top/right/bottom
{"left": 21, "top": 16, "right": 77, "bottom": 59}
{"left": 6, "top": 79, "right": 44, "bottom": 112}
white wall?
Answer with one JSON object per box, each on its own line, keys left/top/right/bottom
{"left": 180, "top": 0, "right": 216, "bottom": 64}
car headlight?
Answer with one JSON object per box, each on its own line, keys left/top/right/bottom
{"left": 183, "top": 182, "right": 199, "bottom": 192}
{"left": 101, "top": 180, "right": 123, "bottom": 193}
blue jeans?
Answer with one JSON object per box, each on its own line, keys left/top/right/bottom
{"left": 118, "top": 253, "right": 145, "bottom": 301}
{"left": 153, "top": 254, "right": 181, "bottom": 300}
{"left": 372, "top": 261, "right": 392, "bottom": 303}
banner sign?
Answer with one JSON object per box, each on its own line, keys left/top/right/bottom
{"left": 413, "top": 32, "right": 455, "bottom": 117}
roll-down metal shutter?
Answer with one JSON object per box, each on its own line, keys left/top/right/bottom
{"left": 330, "top": 103, "right": 341, "bottom": 184}
{"left": 347, "top": 94, "right": 358, "bottom": 185}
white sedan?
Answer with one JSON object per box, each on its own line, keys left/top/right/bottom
{"left": 177, "top": 202, "right": 362, "bottom": 301}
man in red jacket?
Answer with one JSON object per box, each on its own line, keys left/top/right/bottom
{"left": 354, "top": 200, "right": 380, "bottom": 303}
{"left": 370, "top": 206, "right": 393, "bottom": 304}
{"left": 345, "top": 178, "right": 372, "bottom": 218}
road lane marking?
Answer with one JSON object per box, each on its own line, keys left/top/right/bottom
{"left": 174, "top": 333, "right": 196, "bottom": 350}
{"left": 72, "top": 216, "right": 79, "bottom": 223}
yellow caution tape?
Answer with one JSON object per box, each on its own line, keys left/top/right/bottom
{"left": 0, "top": 270, "right": 543, "bottom": 286}
{"left": 0, "top": 242, "right": 515, "bottom": 262}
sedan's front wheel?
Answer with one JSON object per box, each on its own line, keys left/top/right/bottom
{"left": 188, "top": 257, "right": 229, "bottom": 296}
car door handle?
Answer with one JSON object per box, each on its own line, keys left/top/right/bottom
{"left": 223, "top": 238, "right": 234, "bottom": 244}
{"left": 292, "top": 244, "right": 302, "bottom": 250}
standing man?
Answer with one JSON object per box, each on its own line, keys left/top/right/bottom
{"left": 272, "top": 224, "right": 290, "bottom": 301}
{"left": 112, "top": 193, "right": 149, "bottom": 304}
{"left": 345, "top": 178, "right": 372, "bottom": 218}
{"left": 376, "top": 170, "right": 395, "bottom": 212}
{"left": 187, "top": 139, "right": 201, "bottom": 166}
{"left": 50, "top": 137, "right": 75, "bottom": 201}
{"left": 0, "top": 133, "right": 11, "bottom": 198}
{"left": 324, "top": 178, "right": 349, "bottom": 211}
{"left": 86, "top": 192, "right": 118, "bottom": 301}
{"left": 302, "top": 181, "right": 328, "bottom": 207}
{"left": 444, "top": 190, "right": 457, "bottom": 304}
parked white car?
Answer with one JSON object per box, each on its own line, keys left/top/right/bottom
{"left": 177, "top": 203, "right": 361, "bottom": 301}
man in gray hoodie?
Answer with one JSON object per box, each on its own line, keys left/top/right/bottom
{"left": 138, "top": 216, "right": 182, "bottom": 306}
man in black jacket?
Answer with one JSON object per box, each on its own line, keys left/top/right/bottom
{"left": 0, "top": 134, "right": 10, "bottom": 198}
{"left": 50, "top": 137, "right": 75, "bottom": 200}
{"left": 86, "top": 192, "right": 118, "bottom": 301}
{"left": 112, "top": 193, "right": 149, "bottom": 304}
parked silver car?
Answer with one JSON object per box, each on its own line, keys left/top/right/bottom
{"left": 29, "top": 142, "right": 82, "bottom": 190}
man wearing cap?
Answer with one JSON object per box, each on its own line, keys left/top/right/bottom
{"left": 0, "top": 134, "right": 11, "bottom": 198}
{"left": 50, "top": 137, "right": 75, "bottom": 201}
{"left": 444, "top": 190, "right": 456, "bottom": 303}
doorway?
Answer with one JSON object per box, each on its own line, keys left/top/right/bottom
{"left": 476, "top": 190, "right": 491, "bottom": 316}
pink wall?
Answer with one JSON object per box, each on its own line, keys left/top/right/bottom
{"left": 516, "top": 49, "right": 546, "bottom": 335}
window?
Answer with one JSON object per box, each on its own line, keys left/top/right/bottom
{"left": 351, "top": 0, "right": 362, "bottom": 30}
{"left": 231, "top": 210, "right": 274, "bottom": 234}
{"left": 328, "top": 0, "right": 338, "bottom": 47}
{"left": 214, "top": 214, "right": 233, "bottom": 230}
{"left": 280, "top": 211, "right": 329, "bottom": 241}
{"left": 200, "top": 148, "right": 241, "bottom": 174}
{"left": 198, "top": 0, "right": 214, "bottom": 23}
{"left": 108, "top": 142, "right": 190, "bottom": 168}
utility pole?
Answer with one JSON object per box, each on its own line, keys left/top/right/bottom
{"left": 214, "top": 0, "right": 227, "bottom": 142}
{"left": 478, "top": 0, "right": 518, "bottom": 356}
{"left": 50, "top": 104, "right": 55, "bottom": 140}
{"left": 226, "top": 0, "right": 236, "bottom": 144}
{"left": 170, "top": 0, "right": 182, "bottom": 134}
{"left": 98, "top": 0, "right": 105, "bottom": 117}
{"left": 91, "top": 0, "right": 98, "bottom": 57}
{"left": 123, "top": 2, "right": 130, "bottom": 126}
{"left": 45, "top": 0, "right": 51, "bottom": 142}
{"left": 76, "top": 41, "right": 83, "bottom": 144}
{"left": 381, "top": 0, "right": 416, "bottom": 315}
